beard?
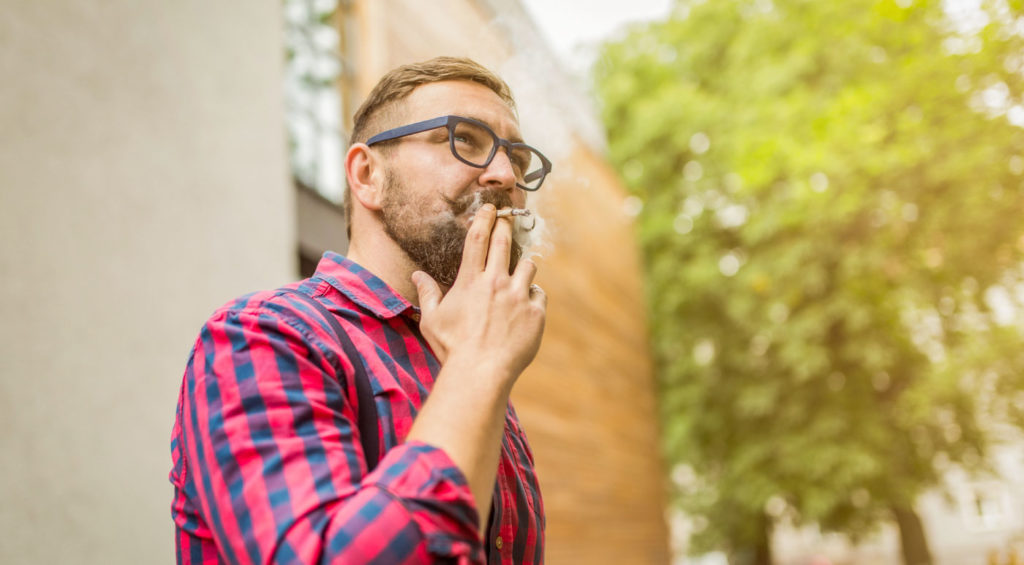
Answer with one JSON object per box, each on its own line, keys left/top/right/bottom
{"left": 380, "top": 169, "right": 523, "bottom": 288}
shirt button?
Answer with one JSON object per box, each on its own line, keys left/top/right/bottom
{"left": 495, "top": 536, "right": 503, "bottom": 549}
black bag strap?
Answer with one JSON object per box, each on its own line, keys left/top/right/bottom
{"left": 282, "top": 289, "right": 380, "bottom": 471}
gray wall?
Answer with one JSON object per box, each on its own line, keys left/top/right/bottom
{"left": 0, "top": 2, "right": 295, "bottom": 562}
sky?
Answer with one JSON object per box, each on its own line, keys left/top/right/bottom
{"left": 518, "top": 0, "right": 674, "bottom": 74}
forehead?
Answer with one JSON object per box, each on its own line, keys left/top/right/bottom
{"left": 399, "top": 80, "right": 520, "bottom": 139}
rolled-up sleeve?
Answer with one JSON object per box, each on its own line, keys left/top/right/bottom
{"left": 177, "top": 306, "right": 483, "bottom": 564}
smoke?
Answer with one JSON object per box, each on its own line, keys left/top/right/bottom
{"left": 472, "top": 8, "right": 612, "bottom": 262}
{"left": 515, "top": 200, "right": 550, "bottom": 262}
{"left": 442, "top": 190, "right": 552, "bottom": 263}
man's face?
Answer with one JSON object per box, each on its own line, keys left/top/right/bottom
{"left": 380, "top": 170, "right": 520, "bottom": 287}
{"left": 374, "top": 81, "right": 530, "bottom": 287}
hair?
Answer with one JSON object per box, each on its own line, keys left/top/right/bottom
{"left": 344, "top": 57, "right": 517, "bottom": 238}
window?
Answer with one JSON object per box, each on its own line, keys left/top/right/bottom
{"left": 284, "top": 0, "right": 356, "bottom": 275}
{"left": 283, "top": 0, "right": 355, "bottom": 202}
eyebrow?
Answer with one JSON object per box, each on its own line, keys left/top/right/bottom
{"left": 461, "top": 113, "right": 524, "bottom": 144}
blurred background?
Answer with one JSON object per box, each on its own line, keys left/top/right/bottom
{"left": 3, "top": 1, "right": 1024, "bottom": 564}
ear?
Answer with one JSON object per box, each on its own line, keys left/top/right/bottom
{"left": 345, "top": 143, "right": 385, "bottom": 212}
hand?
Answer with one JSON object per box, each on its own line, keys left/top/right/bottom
{"left": 412, "top": 203, "right": 547, "bottom": 387}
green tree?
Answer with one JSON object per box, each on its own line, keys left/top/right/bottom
{"left": 594, "top": 1, "right": 1024, "bottom": 563}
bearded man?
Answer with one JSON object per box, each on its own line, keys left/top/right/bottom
{"left": 169, "top": 57, "right": 551, "bottom": 564}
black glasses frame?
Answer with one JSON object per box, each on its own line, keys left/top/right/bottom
{"left": 365, "top": 115, "right": 552, "bottom": 191}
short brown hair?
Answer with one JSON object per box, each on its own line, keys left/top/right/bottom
{"left": 344, "top": 57, "right": 517, "bottom": 236}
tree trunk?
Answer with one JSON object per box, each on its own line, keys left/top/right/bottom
{"left": 892, "top": 504, "right": 933, "bottom": 565}
{"left": 729, "top": 512, "right": 773, "bottom": 565}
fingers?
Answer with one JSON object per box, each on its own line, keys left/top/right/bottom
{"left": 485, "top": 213, "right": 515, "bottom": 275}
{"left": 511, "top": 258, "right": 537, "bottom": 288}
{"left": 529, "top": 282, "right": 547, "bottom": 309}
{"left": 411, "top": 271, "right": 442, "bottom": 314}
{"left": 512, "top": 260, "right": 546, "bottom": 308}
{"left": 459, "top": 203, "right": 497, "bottom": 275}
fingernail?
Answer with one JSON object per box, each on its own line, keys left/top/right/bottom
{"left": 480, "top": 203, "right": 495, "bottom": 214}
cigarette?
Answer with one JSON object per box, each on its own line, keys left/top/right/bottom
{"left": 496, "top": 208, "right": 532, "bottom": 218}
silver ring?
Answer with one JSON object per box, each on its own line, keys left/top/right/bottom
{"left": 529, "top": 284, "right": 542, "bottom": 294}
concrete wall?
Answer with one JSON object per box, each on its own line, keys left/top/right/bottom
{"left": 0, "top": 2, "right": 293, "bottom": 563}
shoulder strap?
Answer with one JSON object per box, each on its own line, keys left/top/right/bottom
{"left": 282, "top": 289, "right": 381, "bottom": 471}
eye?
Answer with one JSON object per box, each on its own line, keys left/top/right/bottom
{"left": 452, "top": 122, "right": 492, "bottom": 150}
{"left": 510, "top": 149, "right": 531, "bottom": 174}
{"left": 456, "top": 133, "right": 485, "bottom": 149}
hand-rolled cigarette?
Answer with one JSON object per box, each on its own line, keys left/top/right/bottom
{"left": 496, "top": 208, "right": 532, "bottom": 218}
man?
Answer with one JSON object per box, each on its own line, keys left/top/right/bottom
{"left": 169, "top": 57, "right": 551, "bottom": 564}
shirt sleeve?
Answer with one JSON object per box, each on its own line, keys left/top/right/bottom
{"left": 178, "top": 304, "right": 484, "bottom": 564}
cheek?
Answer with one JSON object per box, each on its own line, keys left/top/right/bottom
{"left": 408, "top": 197, "right": 450, "bottom": 230}
{"left": 411, "top": 161, "right": 476, "bottom": 201}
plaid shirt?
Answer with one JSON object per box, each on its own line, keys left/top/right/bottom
{"left": 170, "top": 252, "right": 545, "bottom": 564}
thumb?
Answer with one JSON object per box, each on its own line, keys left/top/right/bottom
{"left": 411, "top": 271, "right": 442, "bottom": 314}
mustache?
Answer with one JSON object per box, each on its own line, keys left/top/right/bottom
{"left": 442, "top": 190, "right": 515, "bottom": 217}
{"left": 435, "top": 190, "right": 524, "bottom": 285}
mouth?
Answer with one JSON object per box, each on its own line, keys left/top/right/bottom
{"left": 456, "top": 206, "right": 535, "bottom": 233}
{"left": 444, "top": 191, "right": 531, "bottom": 227}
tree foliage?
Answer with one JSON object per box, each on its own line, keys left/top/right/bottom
{"left": 594, "top": 0, "right": 1024, "bottom": 559}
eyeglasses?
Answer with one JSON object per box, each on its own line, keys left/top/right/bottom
{"left": 365, "top": 115, "right": 552, "bottom": 191}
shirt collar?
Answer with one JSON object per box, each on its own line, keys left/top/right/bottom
{"left": 311, "top": 251, "right": 419, "bottom": 320}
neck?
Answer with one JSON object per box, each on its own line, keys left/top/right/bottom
{"left": 345, "top": 230, "right": 422, "bottom": 307}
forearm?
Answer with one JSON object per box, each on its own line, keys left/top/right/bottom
{"left": 406, "top": 354, "right": 514, "bottom": 532}
{"left": 185, "top": 438, "right": 484, "bottom": 564}
{"left": 180, "top": 309, "right": 486, "bottom": 564}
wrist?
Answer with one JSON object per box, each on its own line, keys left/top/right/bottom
{"left": 438, "top": 352, "right": 518, "bottom": 399}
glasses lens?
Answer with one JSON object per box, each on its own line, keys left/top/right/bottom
{"left": 511, "top": 146, "right": 547, "bottom": 190}
{"left": 450, "top": 119, "right": 548, "bottom": 190}
{"left": 450, "top": 120, "right": 496, "bottom": 166}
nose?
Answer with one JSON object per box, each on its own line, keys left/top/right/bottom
{"left": 478, "top": 146, "right": 517, "bottom": 193}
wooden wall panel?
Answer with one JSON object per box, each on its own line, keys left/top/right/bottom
{"left": 519, "top": 143, "right": 669, "bottom": 564}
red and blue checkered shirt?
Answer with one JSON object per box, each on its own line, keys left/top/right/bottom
{"left": 170, "top": 252, "right": 545, "bottom": 564}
